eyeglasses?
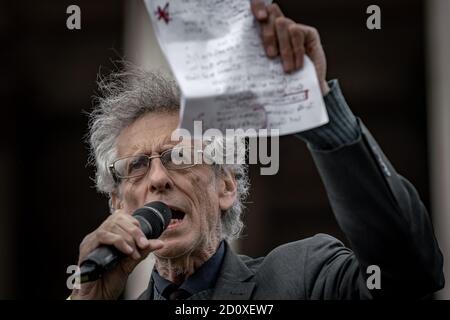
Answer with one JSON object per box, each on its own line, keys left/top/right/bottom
{"left": 109, "top": 147, "right": 204, "bottom": 182}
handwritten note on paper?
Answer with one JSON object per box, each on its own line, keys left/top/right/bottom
{"left": 144, "top": 0, "right": 328, "bottom": 136}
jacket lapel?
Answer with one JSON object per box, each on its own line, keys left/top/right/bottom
{"left": 211, "top": 242, "right": 256, "bottom": 300}
{"left": 137, "top": 276, "right": 154, "bottom": 300}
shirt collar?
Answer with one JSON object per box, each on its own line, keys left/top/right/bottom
{"left": 152, "top": 240, "right": 226, "bottom": 297}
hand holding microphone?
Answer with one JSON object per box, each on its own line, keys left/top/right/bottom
{"left": 71, "top": 201, "right": 172, "bottom": 300}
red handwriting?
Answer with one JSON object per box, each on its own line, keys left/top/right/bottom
{"left": 155, "top": 3, "right": 171, "bottom": 24}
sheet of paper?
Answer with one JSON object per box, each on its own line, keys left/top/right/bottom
{"left": 144, "top": 0, "right": 328, "bottom": 136}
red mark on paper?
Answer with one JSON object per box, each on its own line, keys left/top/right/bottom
{"left": 155, "top": 3, "right": 171, "bottom": 24}
{"left": 302, "top": 90, "right": 309, "bottom": 101}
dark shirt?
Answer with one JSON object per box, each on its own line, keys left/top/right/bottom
{"left": 151, "top": 241, "right": 225, "bottom": 299}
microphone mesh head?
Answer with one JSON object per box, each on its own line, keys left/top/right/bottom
{"left": 133, "top": 201, "right": 172, "bottom": 239}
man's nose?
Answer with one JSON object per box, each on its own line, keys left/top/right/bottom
{"left": 146, "top": 158, "right": 174, "bottom": 193}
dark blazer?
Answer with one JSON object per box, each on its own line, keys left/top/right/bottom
{"left": 138, "top": 121, "right": 445, "bottom": 300}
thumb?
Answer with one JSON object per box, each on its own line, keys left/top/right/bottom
{"left": 119, "top": 240, "right": 165, "bottom": 275}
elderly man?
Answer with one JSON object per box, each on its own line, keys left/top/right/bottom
{"left": 71, "top": 1, "right": 444, "bottom": 300}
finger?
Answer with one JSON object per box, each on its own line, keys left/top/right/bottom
{"left": 250, "top": 0, "right": 268, "bottom": 21}
{"left": 261, "top": 20, "right": 277, "bottom": 57}
{"left": 142, "top": 239, "right": 165, "bottom": 255}
{"left": 113, "top": 224, "right": 142, "bottom": 260}
{"left": 78, "top": 233, "right": 98, "bottom": 263}
{"left": 95, "top": 230, "right": 134, "bottom": 256}
{"left": 261, "top": 4, "right": 283, "bottom": 58}
{"left": 119, "top": 240, "right": 165, "bottom": 275}
{"left": 113, "top": 209, "right": 141, "bottom": 229}
{"left": 267, "top": 3, "right": 284, "bottom": 18}
{"left": 128, "top": 240, "right": 165, "bottom": 264}
{"left": 297, "top": 24, "right": 321, "bottom": 52}
{"left": 120, "top": 239, "right": 164, "bottom": 274}
{"left": 111, "top": 223, "right": 135, "bottom": 246}
{"left": 288, "top": 24, "right": 305, "bottom": 69}
{"left": 134, "top": 240, "right": 164, "bottom": 266}
{"left": 115, "top": 215, "right": 149, "bottom": 250}
{"left": 275, "top": 17, "right": 295, "bottom": 72}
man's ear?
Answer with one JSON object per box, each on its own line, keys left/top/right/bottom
{"left": 218, "top": 168, "right": 237, "bottom": 212}
{"left": 111, "top": 191, "right": 123, "bottom": 212}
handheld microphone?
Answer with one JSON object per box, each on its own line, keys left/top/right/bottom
{"left": 79, "top": 201, "right": 172, "bottom": 283}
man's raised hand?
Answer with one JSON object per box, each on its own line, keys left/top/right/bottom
{"left": 250, "top": 0, "right": 330, "bottom": 95}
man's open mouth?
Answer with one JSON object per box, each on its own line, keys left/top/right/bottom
{"left": 167, "top": 208, "right": 186, "bottom": 228}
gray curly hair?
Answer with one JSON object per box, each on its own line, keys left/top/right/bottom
{"left": 87, "top": 66, "right": 250, "bottom": 241}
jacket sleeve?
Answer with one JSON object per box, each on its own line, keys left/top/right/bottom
{"left": 304, "top": 121, "right": 445, "bottom": 299}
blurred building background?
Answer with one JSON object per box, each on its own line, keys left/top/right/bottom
{"left": 0, "top": 0, "right": 448, "bottom": 299}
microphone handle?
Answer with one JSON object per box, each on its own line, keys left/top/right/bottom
{"left": 79, "top": 246, "right": 123, "bottom": 283}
